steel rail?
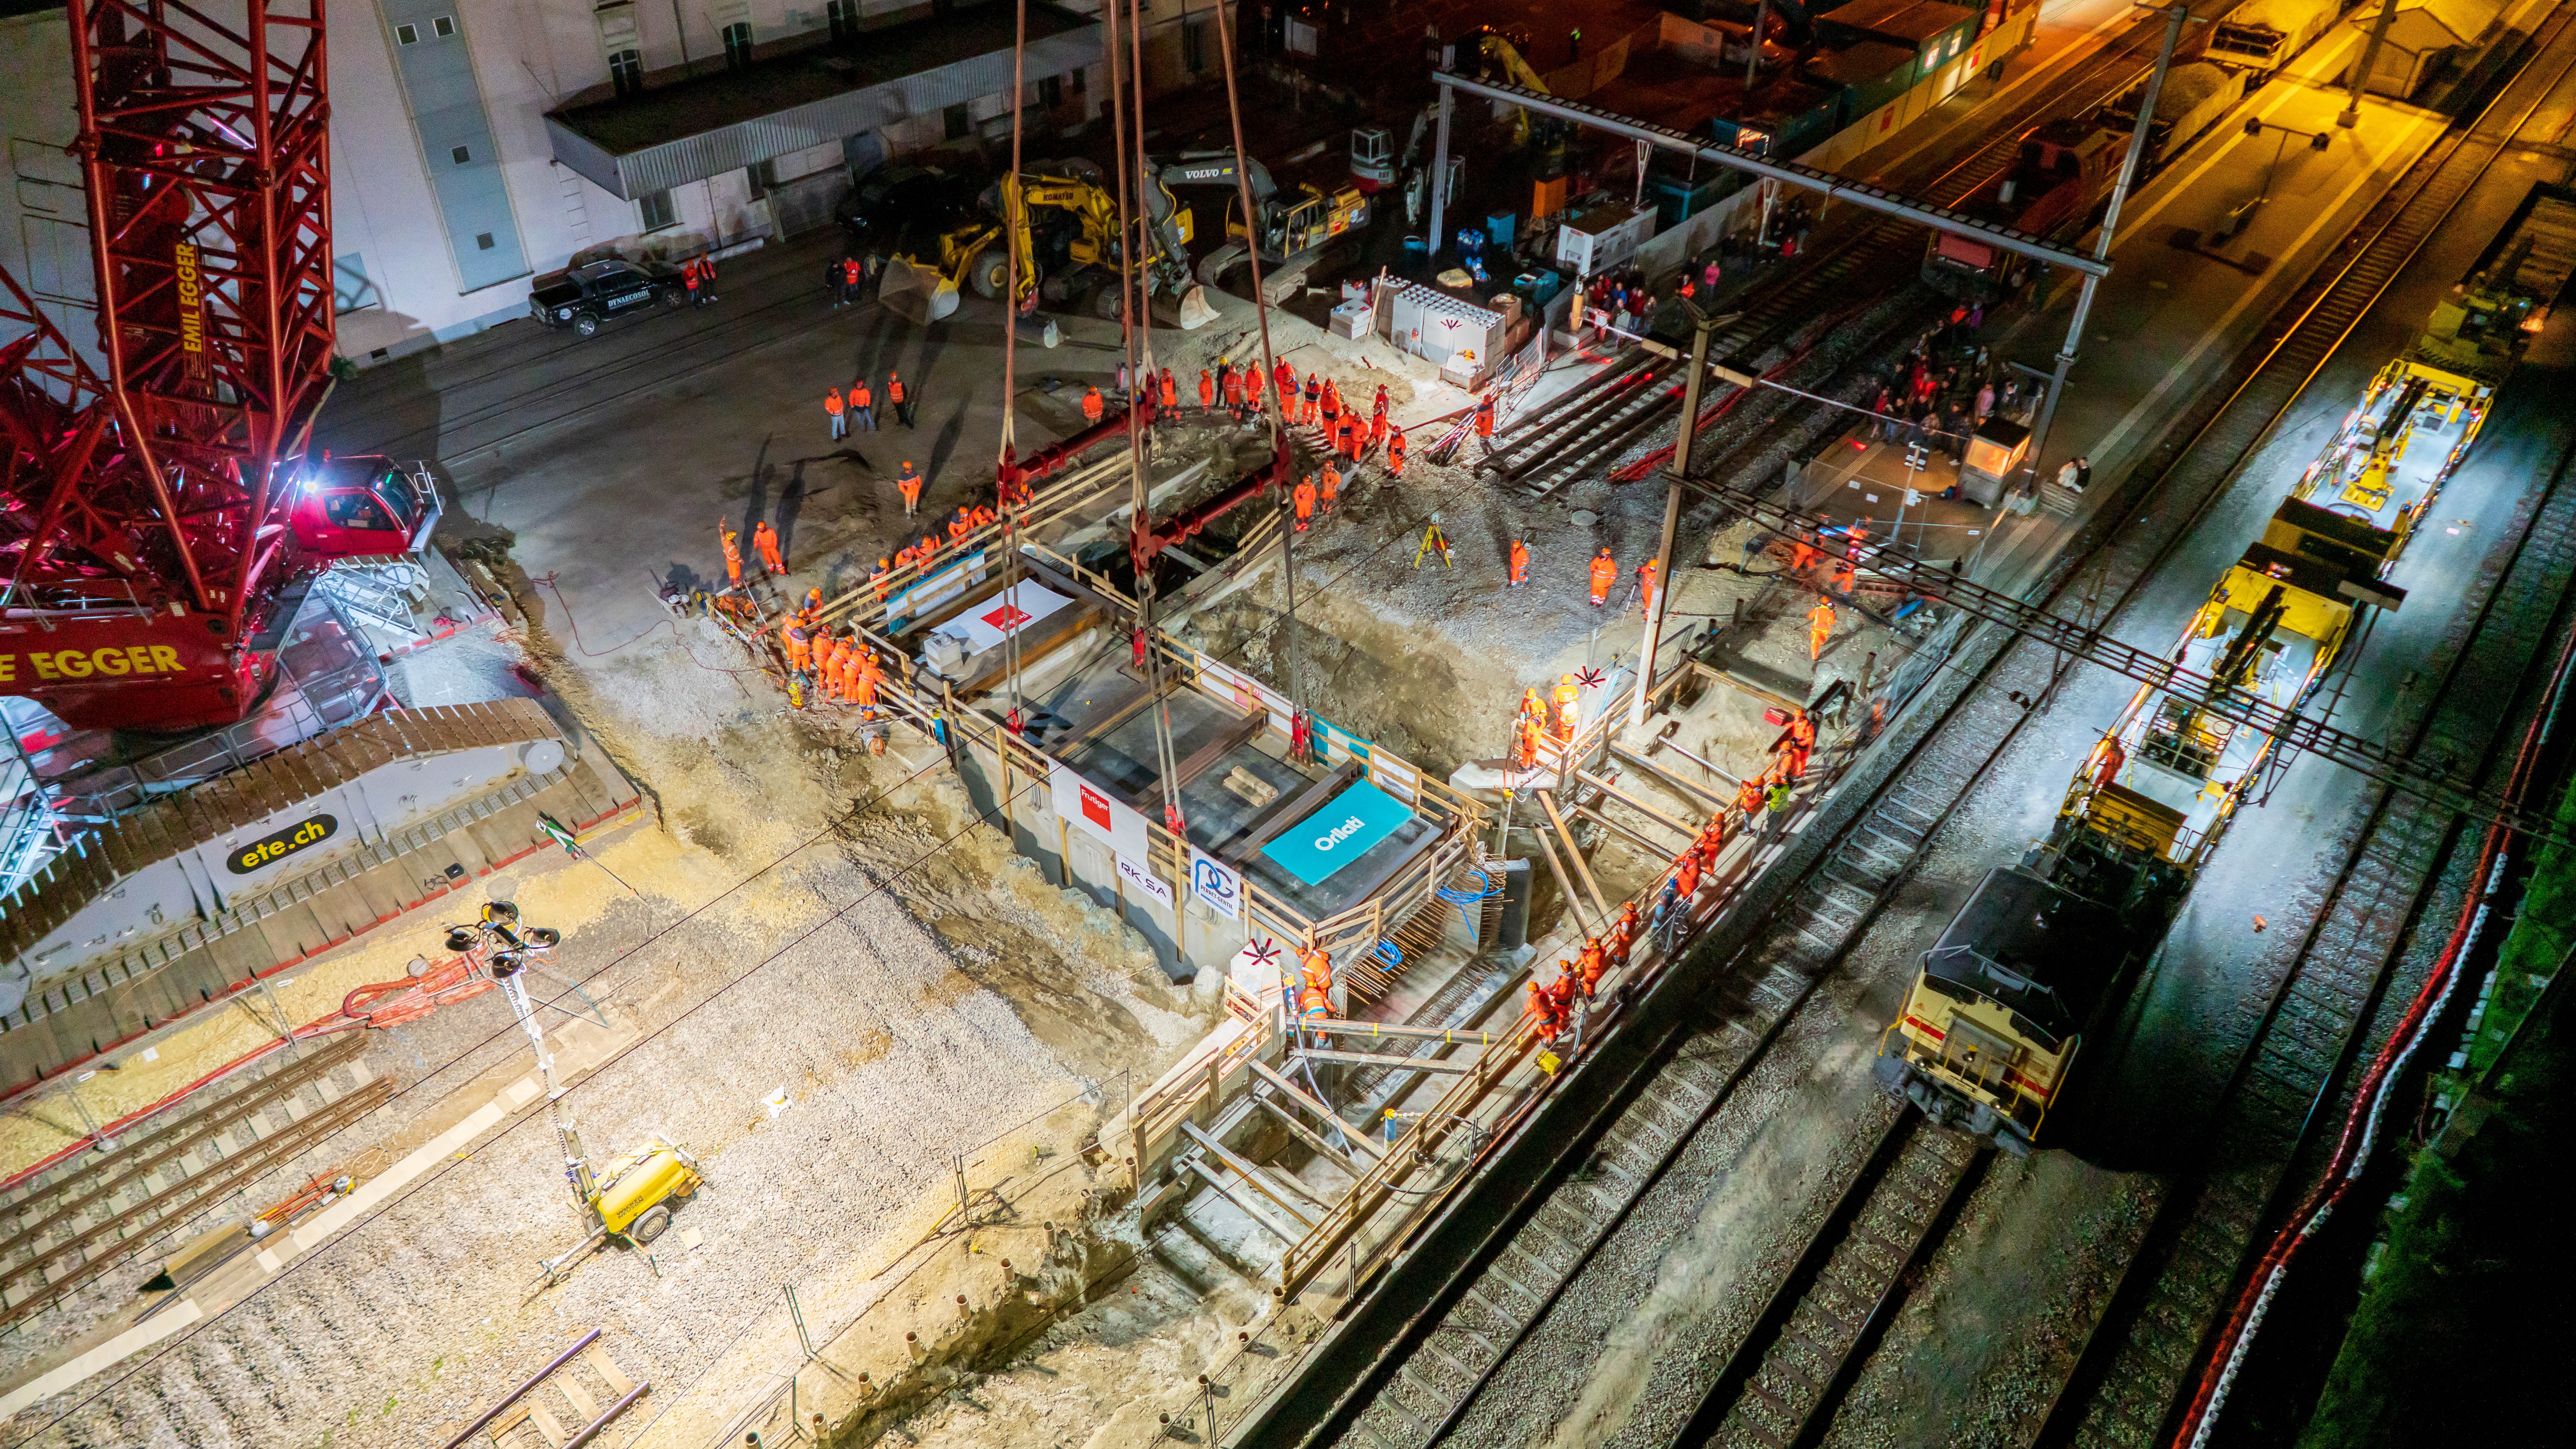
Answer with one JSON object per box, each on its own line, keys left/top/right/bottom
{"left": 1247, "top": 17, "right": 2554, "bottom": 1441}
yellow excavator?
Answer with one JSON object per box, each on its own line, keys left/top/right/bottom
{"left": 882, "top": 166, "right": 1210, "bottom": 327}
{"left": 1470, "top": 28, "right": 1552, "bottom": 147}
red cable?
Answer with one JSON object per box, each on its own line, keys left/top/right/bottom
{"left": 2172, "top": 599, "right": 2576, "bottom": 1446}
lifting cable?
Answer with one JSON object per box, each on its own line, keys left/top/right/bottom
{"left": 1209, "top": 0, "right": 1311, "bottom": 760}
{"left": 997, "top": 0, "right": 1031, "bottom": 731}
{"left": 1102, "top": 0, "right": 1188, "bottom": 835}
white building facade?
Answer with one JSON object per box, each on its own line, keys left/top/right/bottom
{"left": 0, "top": 0, "right": 1213, "bottom": 366}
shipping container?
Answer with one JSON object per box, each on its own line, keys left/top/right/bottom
{"left": 1707, "top": 79, "right": 1842, "bottom": 160}
{"left": 1816, "top": 0, "right": 1984, "bottom": 84}
{"left": 1803, "top": 39, "right": 1923, "bottom": 126}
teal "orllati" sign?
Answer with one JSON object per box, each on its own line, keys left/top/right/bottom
{"left": 1262, "top": 780, "right": 1410, "bottom": 885}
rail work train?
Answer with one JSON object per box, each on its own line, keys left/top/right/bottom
{"left": 1878, "top": 181, "right": 2576, "bottom": 1154}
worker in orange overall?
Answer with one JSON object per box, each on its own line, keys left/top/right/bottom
{"left": 1509, "top": 538, "right": 1530, "bottom": 588}
{"left": 1551, "top": 672, "right": 1582, "bottom": 740}
{"left": 1636, "top": 557, "right": 1659, "bottom": 616}
{"left": 1735, "top": 772, "right": 1767, "bottom": 826}
{"left": 1808, "top": 595, "right": 1836, "bottom": 663}
{"left": 1322, "top": 378, "right": 1342, "bottom": 425}
{"left": 849, "top": 376, "right": 874, "bottom": 431}
{"left": 1199, "top": 369, "right": 1216, "bottom": 410}
{"left": 947, "top": 508, "right": 973, "bottom": 546}
{"left": 871, "top": 557, "right": 892, "bottom": 600}
{"left": 1518, "top": 686, "right": 1547, "bottom": 728}
{"left": 1301, "top": 373, "right": 1321, "bottom": 424}
{"left": 1588, "top": 546, "right": 1617, "bottom": 606}
{"left": 1370, "top": 408, "right": 1390, "bottom": 456}
{"left": 1372, "top": 382, "right": 1390, "bottom": 418}
{"left": 1527, "top": 979, "right": 1565, "bottom": 1045}
{"left": 1223, "top": 366, "right": 1247, "bottom": 418}
{"left": 1788, "top": 708, "right": 1818, "bottom": 756}
{"left": 1545, "top": 960, "right": 1581, "bottom": 1024}
{"left": 720, "top": 525, "right": 744, "bottom": 587}
{"left": 1778, "top": 736, "right": 1813, "bottom": 782}
{"left": 1386, "top": 426, "right": 1408, "bottom": 478}
{"left": 1332, "top": 411, "right": 1355, "bottom": 459}
{"left": 1575, "top": 936, "right": 1607, "bottom": 998}
{"left": 753, "top": 520, "right": 784, "bottom": 576}
{"left": 1672, "top": 847, "right": 1704, "bottom": 908}
{"left": 825, "top": 386, "right": 847, "bottom": 440}
{"left": 1293, "top": 474, "right": 1316, "bottom": 531}
{"left": 1475, "top": 393, "right": 1497, "bottom": 451}
{"left": 851, "top": 653, "right": 880, "bottom": 719}
{"left": 1607, "top": 901, "right": 1640, "bottom": 971}
{"left": 887, "top": 460, "right": 918, "bottom": 517}
{"left": 1320, "top": 460, "right": 1341, "bottom": 515}
{"left": 1082, "top": 386, "right": 1105, "bottom": 425}
{"left": 1159, "top": 367, "right": 1178, "bottom": 413}
{"left": 1513, "top": 711, "right": 1543, "bottom": 769}
{"left": 782, "top": 619, "right": 813, "bottom": 676}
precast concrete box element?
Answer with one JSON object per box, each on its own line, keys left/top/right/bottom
{"left": 1385, "top": 284, "right": 1504, "bottom": 375}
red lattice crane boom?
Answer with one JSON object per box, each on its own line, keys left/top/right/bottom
{"left": 1, "top": 0, "right": 423, "bottom": 733}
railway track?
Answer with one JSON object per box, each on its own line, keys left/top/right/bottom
{"left": 1679, "top": 1110, "right": 1986, "bottom": 1449}
{"left": 1259, "top": 17, "right": 2576, "bottom": 1449}
{"left": 2047, "top": 380, "right": 2576, "bottom": 1449}
{"left": 1483, "top": 0, "right": 2250, "bottom": 500}
{"left": 2020, "top": 17, "right": 2576, "bottom": 1447}
{"left": 439, "top": 1326, "right": 648, "bottom": 1449}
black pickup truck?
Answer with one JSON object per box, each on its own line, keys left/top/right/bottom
{"left": 528, "top": 258, "right": 684, "bottom": 336}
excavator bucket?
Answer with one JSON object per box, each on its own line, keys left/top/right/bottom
{"left": 879, "top": 256, "right": 959, "bottom": 325}
{"left": 1176, "top": 285, "right": 1218, "bottom": 330}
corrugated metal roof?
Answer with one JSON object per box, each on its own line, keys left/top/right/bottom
{"left": 546, "top": 8, "right": 1100, "bottom": 199}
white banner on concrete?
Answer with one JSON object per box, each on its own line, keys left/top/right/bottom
{"left": 1116, "top": 852, "right": 1174, "bottom": 911}
{"left": 948, "top": 581, "right": 1073, "bottom": 652}
{"left": 1187, "top": 846, "right": 1243, "bottom": 920}
{"left": 1050, "top": 762, "right": 1149, "bottom": 860}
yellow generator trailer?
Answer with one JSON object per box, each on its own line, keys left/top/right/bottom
{"left": 584, "top": 1136, "right": 704, "bottom": 1244}
{"left": 1873, "top": 866, "right": 2124, "bottom": 1155}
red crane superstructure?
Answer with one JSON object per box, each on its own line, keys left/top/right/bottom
{"left": 1, "top": 0, "right": 425, "bottom": 733}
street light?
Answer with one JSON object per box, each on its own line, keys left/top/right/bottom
{"left": 2229, "top": 117, "right": 2329, "bottom": 236}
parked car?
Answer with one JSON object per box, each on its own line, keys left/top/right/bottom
{"left": 528, "top": 258, "right": 683, "bottom": 336}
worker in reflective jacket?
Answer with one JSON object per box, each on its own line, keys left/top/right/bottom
{"left": 1589, "top": 547, "right": 1617, "bottom": 606}
{"left": 1293, "top": 475, "right": 1317, "bottom": 531}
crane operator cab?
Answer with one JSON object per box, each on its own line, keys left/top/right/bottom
{"left": 288, "top": 452, "right": 441, "bottom": 562}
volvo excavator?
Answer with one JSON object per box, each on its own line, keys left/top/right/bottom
{"left": 1152, "top": 152, "right": 1370, "bottom": 295}
{"left": 870, "top": 163, "right": 1212, "bottom": 328}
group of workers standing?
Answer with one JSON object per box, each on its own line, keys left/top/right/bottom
{"left": 825, "top": 370, "right": 920, "bottom": 439}
{"left": 1524, "top": 700, "right": 1825, "bottom": 1046}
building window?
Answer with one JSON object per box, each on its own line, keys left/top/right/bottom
{"left": 395, "top": 22, "right": 418, "bottom": 43}
{"left": 1183, "top": 20, "right": 1207, "bottom": 73}
{"left": 1038, "top": 74, "right": 1061, "bottom": 108}
{"left": 721, "top": 21, "right": 752, "bottom": 68}
{"left": 639, "top": 190, "right": 676, "bottom": 230}
{"left": 942, "top": 102, "right": 971, "bottom": 141}
{"left": 450, "top": 144, "right": 472, "bottom": 165}
{"left": 826, "top": 0, "right": 857, "bottom": 42}
{"left": 431, "top": 14, "right": 455, "bottom": 37}
{"left": 609, "top": 48, "right": 642, "bottom": 95}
